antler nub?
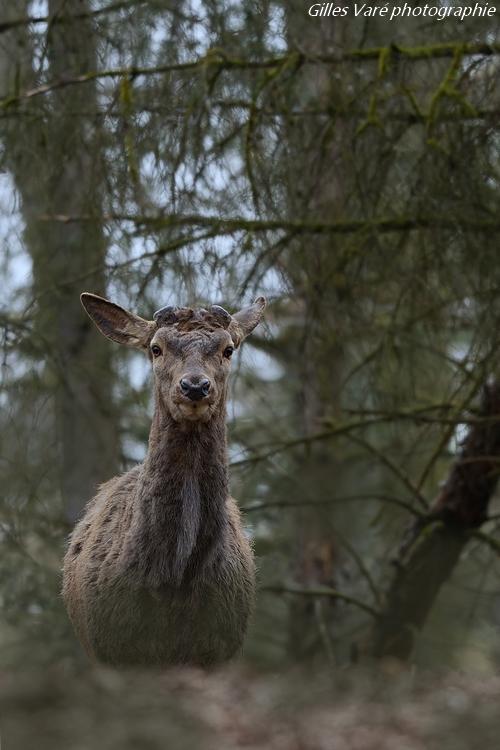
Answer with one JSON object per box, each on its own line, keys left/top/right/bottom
{"left": 210, "top": 305, "right": 232, "bottom": 329}
{"left": 153, "top": 306, "right": 179, "bottom": 326}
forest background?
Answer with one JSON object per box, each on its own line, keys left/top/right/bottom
{"left": 2, "top": 1, "right": 500, "bottom": 747}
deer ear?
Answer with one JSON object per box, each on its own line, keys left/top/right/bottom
{"left": 230, "top": 296, "right": 266, "bottom": 347}
{"left": 81, "top": 293, "right": 155, "bottom": 350}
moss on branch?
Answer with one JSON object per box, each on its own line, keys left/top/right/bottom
{"left": 2, "top": 41, "right": 500, "bottom": 109}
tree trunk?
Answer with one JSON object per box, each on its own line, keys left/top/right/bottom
{"left": 368, "top": 381, "right": 500, "bottom": 660}
{"left": 283, "top": 5, "right": 353, "bottom": 663}
{"left": 0, "top": 1, "right": 119, "bottom": 522}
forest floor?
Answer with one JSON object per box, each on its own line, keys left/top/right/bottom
{"left": 2, "top": 662, "right": 500, "bottom": 749}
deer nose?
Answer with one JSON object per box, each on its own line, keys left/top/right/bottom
{"left": 179, "top": 377, "right": 211, "bottom": 401}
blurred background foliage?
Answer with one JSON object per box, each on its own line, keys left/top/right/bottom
{"left": 1, "top": 0, "right": 500, "bottom": 685}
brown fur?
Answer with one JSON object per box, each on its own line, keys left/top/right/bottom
{"left": 62, "top": 294, "right": 266, "bottom": 667}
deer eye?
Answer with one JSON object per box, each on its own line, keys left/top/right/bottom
{"left": 151, "top": 344, "right": 162, "bottom": 358}
{"left": 223, "top": 346, "right": 234, "bottom": 359}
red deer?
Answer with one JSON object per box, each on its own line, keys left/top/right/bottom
{"left": 62, "top": 293, "right": 266, "bottom": 666}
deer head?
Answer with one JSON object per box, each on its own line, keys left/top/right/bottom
{"left": 81, "top": 293, "right": 266, "bottom": 423}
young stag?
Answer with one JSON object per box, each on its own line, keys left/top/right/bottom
{"left": 62, "top": 293, "right": 266, "bottom": 667}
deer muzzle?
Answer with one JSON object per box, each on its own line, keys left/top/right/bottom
{"left": 179, "top": 377, "right": 211, "bottom": 401}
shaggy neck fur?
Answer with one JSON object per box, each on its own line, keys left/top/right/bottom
{"left": 122, "top": 386, "right": 229, "bottom": 589}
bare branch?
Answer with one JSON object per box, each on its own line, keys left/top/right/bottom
{"left": 261, "top": 584, "right": 380, "bottom": 619}
{"left": 35, "top": 212, "right": 500, "bottom": 236}
{"left": 1, "top": 42, "right": 500, "bottom": 107}
{"left": 242, "top": 493, "right": 425, "bottom": 519}
{"left": 0, "top": 1, "right": 173, "bottom": 34}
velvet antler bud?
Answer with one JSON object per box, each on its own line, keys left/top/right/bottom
{"left": 210, "top": 305, "right": 232, "bottom": 329}
{"left": 153, "top": 306, "right": 179, "bottom": 326}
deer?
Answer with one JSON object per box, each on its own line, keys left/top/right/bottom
{"left": 62, "top": 292, "right": 266, "bottom": 667}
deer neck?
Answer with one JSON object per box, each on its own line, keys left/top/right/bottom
{"left": 124, "top": 392, "right": 229, "bottom": 588}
